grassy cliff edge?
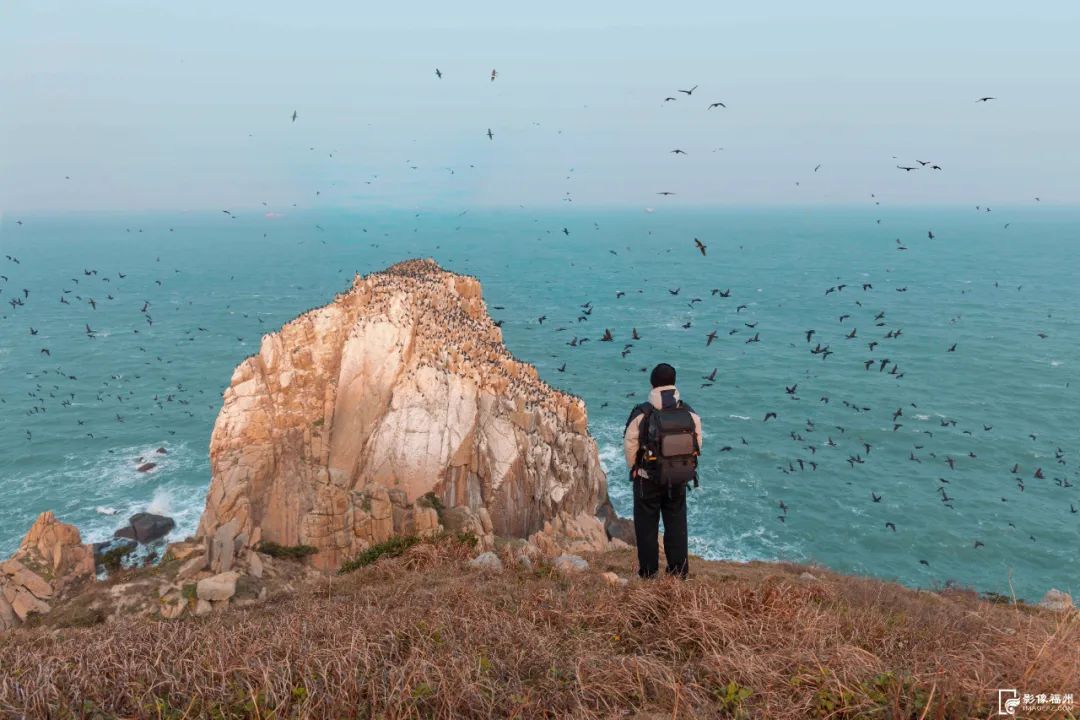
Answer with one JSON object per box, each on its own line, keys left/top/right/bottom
{"left": 1, "top": 537, "right": 1076, "bottom": 719}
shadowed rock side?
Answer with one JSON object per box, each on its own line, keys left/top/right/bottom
{"left": 197, "top": 259, "right": 612, "bottom": 571}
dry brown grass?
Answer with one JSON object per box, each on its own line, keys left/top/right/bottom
{"left": 1, "top": 540, "right": 1077, "bottom": 719}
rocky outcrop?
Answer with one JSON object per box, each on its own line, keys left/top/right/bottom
{"left": 1039, "top": 589, "right": 1075, "bottom": 612}
{"left": 196, "top": 259, "right": 612, "bottom": 571}
{"left": 114, "top": 513, "right": 176, "bottom": 544}
{"left": 0, "top": 512, "right": 95, "bottom": 632}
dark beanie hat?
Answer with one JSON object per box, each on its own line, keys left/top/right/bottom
{"left": 650, "top": 363, "right": 676, "bottom": 388}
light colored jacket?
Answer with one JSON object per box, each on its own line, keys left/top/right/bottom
{"left": 623, "top": 384, "right": 703, "bottom": 476}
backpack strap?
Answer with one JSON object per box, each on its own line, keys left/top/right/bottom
{"left": 636, "top": 402, "right": 653, "bottom": 448}
{"left": 624, "top": 402, "right": 653, "bottom": 472}
{"left": 624, "top": 401, "right": 653, "bottom": 432}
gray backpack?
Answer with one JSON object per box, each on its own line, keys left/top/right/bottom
{"left": 638, "top": 401, "right": 699, "bottom": 490}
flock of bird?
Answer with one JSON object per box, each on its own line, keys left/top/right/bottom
{"left": 517, "top": 241, "right": 1071, "bottom": 566}
{"left": 0, "top": 68, "right": 1073, "bottom": 582}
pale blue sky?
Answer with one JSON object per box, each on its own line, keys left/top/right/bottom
{"left": 1, "top": 1, "right": 1078, "bottom": 212}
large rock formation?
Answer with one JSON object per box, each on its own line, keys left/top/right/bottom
{"left": 0, "top": 512, "right": 95, "bottom": 632}
{"left": 197, "top": 259, "right": 613, "bottom": 571}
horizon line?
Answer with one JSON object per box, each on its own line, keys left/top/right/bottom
{"left": 2, "top": 202, "right": 1074, "bottom": 220}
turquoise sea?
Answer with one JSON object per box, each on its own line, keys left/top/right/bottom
{"left": 0, "top": 206, "right": 1076, "bottom": 601}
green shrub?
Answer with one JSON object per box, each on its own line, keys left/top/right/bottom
{"left": 338, "top": 535, "right": 421, "bottom": 574}
{"left": 255, "top": 541, "right": 318, "bottom": 560}
{"left": 454, "top": 531, "right": 478, "bottom": 549}
{"left": 101, "top": 543, "right": 136, "bottom": 572}
{"left": 711, "top": 680, "right": 752, "bottom": 718}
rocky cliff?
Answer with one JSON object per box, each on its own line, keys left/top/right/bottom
{"left": 0, "top": 511, "right": 95, "bottom": 632}
{"left": 197, "top": 259, "right": 615, "bottom": 571}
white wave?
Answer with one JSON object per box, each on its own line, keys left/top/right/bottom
{"left": 597, "top": 442, "right": 625, "bottom": 476}
{"left": 147, "top": 487, "right": 172, "bottom": 516}
{"left": 914, "top": 414, "right": 930, "bottom": 421}
{"left": 95, "top": 506, "right": 119, "bottom": 516}
{"left": 1050, "top": 360, "right": 1062, "bottom": 367}
{"left": 688, "top": 523, "right": 804, "bottom": 564}
{"left": 729, "top": 414, "right": 751, "bottom": 420}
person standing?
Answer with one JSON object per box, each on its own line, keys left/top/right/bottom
{"left": 623, "top": 363, "right": 703, "bottom": 579}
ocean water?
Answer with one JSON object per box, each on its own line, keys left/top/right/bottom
{"left": 0, "top": 206, "right": 1077, "bottom": 601}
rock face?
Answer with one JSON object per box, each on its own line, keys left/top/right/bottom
{"left": 0, "top": 512, "right": 95, "bottom": 632}
{"left": 197, "top": 259, "right": 611, "bottom": 571}
{"left": 16, "top": 511, "right": 96, "bottom": 584}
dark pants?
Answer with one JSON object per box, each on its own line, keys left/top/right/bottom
{"left": 632, "top": 473, "right": 689, "bottom": 578}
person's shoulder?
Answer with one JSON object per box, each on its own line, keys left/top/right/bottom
{"left": 679, "top": 399, "right": 699, "bottom": 415}
{"left": 624, "top": 401, "right": 651, "bottom": 427}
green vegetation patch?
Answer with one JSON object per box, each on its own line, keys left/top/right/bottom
{"left": 418, "top": 491, "right": 446, "bottom": 523}
{"left": 255, "top": 541, "right": 318, "bottom": 561}
{"left": 339, "top": 535, "right": 422, "bottom": 574}
{"left": 101, "top": 543, "right": 136, "bottom": 572}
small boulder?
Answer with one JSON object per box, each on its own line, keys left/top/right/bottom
{"left": 164, "top": 541, "right": 200, "bottom": 563}
{"left": 596, "top": 500, "right": 637, "bottom": 547}
{"left": 197, "top": 571, "right": 239, "bottom": 602}
{"left": 247, "top": 551, "right": 264, "bottom": 579}
{"left": 194, "top": 598, "right": 213, "bottom": 617}
{"left": 160, "top": 590, "right": 186, "bottom": 619}
{"left": 799, "top": 572, "right": 819, "bottom": 582}
{"left": 554, "top": 554, "right": 589, "bottom": 573}
{"left": 1039, "top": 589, "right": 1074, "bottom": 612}
{"left": 601, "top": 571, "right": 627, "bottom": 587}
{"left": 441, "top": 506, "right": 483, "bottom": 535}
{"left": 176, "top": 554, "right": 208, "bottom": 581}
{"left": 114, "top": 513, "right": 175, "bottom": 544}
{"left": 468, "top": 552, "right": 504, "bottom": 573}
{"left": 156, "top": 447, "right": 168, "bottom": 454}
{"left": 136, "top": 462, "right": 157, "bottom": 473}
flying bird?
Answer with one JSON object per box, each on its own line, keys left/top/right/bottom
{"left": 707, "top": 101, "right": 726, "bottom": 109}
{"left": 677, "top": 85, "right": 698, "bottom": 96}
{"left": 694, "top": 238, "right": 706, "bottom": 256}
